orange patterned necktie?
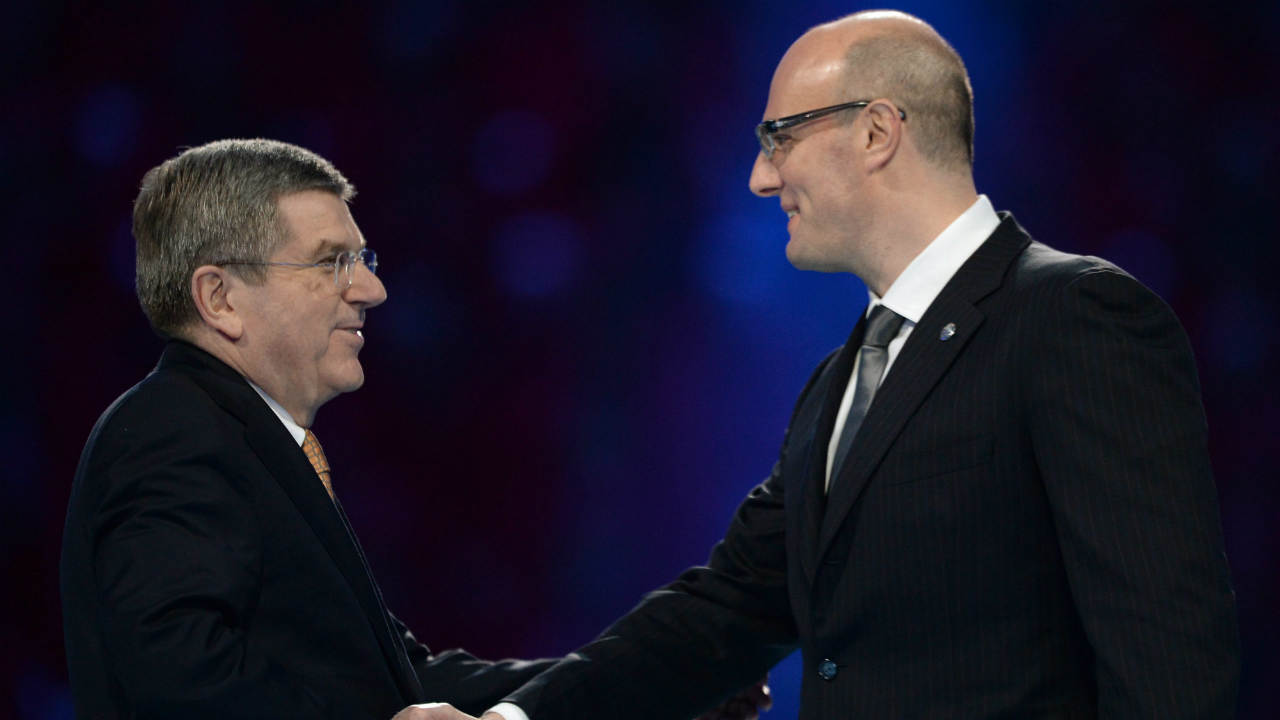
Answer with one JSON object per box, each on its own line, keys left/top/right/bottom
{"left": 302, "top": 429, "right": 335, "bottom": 500}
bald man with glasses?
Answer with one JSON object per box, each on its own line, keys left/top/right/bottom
{"left": 482, "top": 11, "right": 1240, "bottom": 720}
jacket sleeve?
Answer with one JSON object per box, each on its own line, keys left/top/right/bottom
{"left": 495, "top": 355, "right": 838, "bottom": 720}
{"left": 500, "top": 465, "right": 798, "bottom": 720}
{"left": 393, "top": 613, "right": 558, "bottom": 716}
{"left": 1024, "top": 267, "right": 1240, "bottom": 718}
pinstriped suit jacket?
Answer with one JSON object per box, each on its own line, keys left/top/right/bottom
{"left": 504, "top": 214, "right": 1240, "bottom": 718}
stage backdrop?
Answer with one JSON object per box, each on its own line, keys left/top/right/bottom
{"left": 4, "top": 1, "right": 1276, "bottom": 718}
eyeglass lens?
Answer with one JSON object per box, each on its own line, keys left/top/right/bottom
{"left": 335, "top": 250, "right": 377, "bottom": 289}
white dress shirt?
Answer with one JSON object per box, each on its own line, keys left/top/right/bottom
{"left": 824, "top": 195, "right": 1000, "bottom": 489}
{"left": 487, "top": 702, "right": 528, "bottom": 720}
{"left": 247, "top": 380, "right": 307, "bottom": 446}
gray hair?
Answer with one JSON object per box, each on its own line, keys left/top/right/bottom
{"left": 841, "top": 28, "right": 974, "bottom": 171}
{"left": 132, "top": 138, "right": 355, "bottom": 337}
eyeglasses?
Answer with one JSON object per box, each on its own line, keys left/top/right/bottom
{"left": 755, "top": 100, "right": 907, "bottom": 158}
{"left": 220, "top": 248, "right": 378, "bottom": 290}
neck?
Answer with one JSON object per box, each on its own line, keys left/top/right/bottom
{"left": 185, "top": 327, "right": 317, "bottom": 426}
{"left": 859, "top": 169, "right": 977, "bottom": 296}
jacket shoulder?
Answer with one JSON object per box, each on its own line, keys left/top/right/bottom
{"left": 90, "top": 367, "right": 228, "bottom": 447}
{"left": 1025, "top": 236, "right": 1179, "bottom": 295}
{"left": 1013, "top": 241, "right": 1128, "bottom": 288}
{"left": 73, "top": 364, "right": 250, "bottom": 495}
{"left": 1009, "top": 240, "right": 1176, "bottom": 312}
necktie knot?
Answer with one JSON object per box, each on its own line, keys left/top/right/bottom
{"left": 302, "top": 429, "right": 334, "bottom": 499}
{"left": 864, "top": 305, "right": 905, "bottom": 348}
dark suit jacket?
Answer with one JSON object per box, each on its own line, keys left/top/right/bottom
{"left": 61, "top": 340, "right": 551, "bottom": 719}
{"left": 502, "top": 215, "right": 1240, "bottom": 718}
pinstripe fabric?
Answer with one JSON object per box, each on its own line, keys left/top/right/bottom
{"left": 504, "top": 215, "right": 1238, "bottom": 719}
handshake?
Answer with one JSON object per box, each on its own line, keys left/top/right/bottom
{"left": 389, "top": 705, "right": 505, "bottom": 720}
{"left": 391, "top": 678, "right": 772, "bottom": 720}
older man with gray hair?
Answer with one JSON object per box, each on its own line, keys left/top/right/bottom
{"left": 60, "top": 139, "right": 557, "bottom": 720}
{"left": 62, "top": 139, "right": 770, "bottom": 720}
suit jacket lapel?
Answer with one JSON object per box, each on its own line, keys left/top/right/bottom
{"left": 242, "top": 415, "right": 424, "bottom": 701}
{"left": 800, "top": 319, "right": 867, "bottom": 580}
{"left": 786, "top": 323, "right": 865, "bottom": 586}
{"left": 816, "top": 217, "right": 1032, "bottom": 559}
{"left": 160, "top": 342, "right": 424, "bottom": 701}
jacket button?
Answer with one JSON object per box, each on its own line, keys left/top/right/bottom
{"left": 818, "top": 659, "right": 838, "bottom": 680}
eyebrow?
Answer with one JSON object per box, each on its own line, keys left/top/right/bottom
{"left": 310, "top": 239, "right": 363, "bottom": 261}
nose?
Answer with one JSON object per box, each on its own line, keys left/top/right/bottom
{"left": 748, "top": 151, "right": 781, "bottom": 197}
{"left": 345, "top": 261, "right": 387, "bottom": 308}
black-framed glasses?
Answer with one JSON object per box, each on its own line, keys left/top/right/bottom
{"left": 220, "top": 248, "right": 378, "bottom": 291}
{"left": 755, "top": 100, "right": 907, "bottom": 158}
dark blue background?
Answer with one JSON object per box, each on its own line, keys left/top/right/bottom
{"left": 4, "top": 1, "right": 1277, "bottom": 717}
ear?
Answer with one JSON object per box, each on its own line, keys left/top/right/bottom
{"left": 190, "top": 265, "right": 245, "bottom": 340}
{"left": 860, "top": 98, "right": 905, "bottom": 171}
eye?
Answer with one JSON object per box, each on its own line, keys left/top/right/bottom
{"left": 772, "top": 133, "right": 794, "bottom": 148}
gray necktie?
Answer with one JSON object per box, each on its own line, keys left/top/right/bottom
{"left": 830, "top": 304, "right": 906, "bottom": 485}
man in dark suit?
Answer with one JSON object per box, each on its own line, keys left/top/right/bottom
{"left": 483, "top": 10, "right": 1240, "bottom": 719}
{"left": 60, "top": 139, "right": 554, "bottom": 720}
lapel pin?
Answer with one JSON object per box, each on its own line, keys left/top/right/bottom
{"left": 939, "top": 323, "right": 957, "bottom": 341}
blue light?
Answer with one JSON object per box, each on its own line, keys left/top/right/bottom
{"left": 15, "top": 670, "right": 74, "bottom": 720}
{"left": 492, "top": 211, "right": 581, "bottom": 298}
{"left": 694, "top": 206, "right": 787, "bottom": 305}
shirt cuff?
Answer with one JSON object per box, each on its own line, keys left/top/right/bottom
{"left": 485, "top": 702, "right": 530, "bottom": 720}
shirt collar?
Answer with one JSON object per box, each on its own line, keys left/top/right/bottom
{"left": 869, "top": 194, "right": 1000, "bottom": 322}
{"left": 246, "top": 379, "right": 307, "bottom": 447}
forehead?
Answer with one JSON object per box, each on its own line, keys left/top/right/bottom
{"left": 765, "top": 34, "right": 852, "bottom": 118}
{"left": 274, "top": 190, "right": 363, "bottom": 255}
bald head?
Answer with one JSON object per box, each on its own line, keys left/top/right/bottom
{"left": 750, "top": 11, "right": 980, "bottom": 288}
{"left": 789, "top": 11, "right": 974, "bottom": 172}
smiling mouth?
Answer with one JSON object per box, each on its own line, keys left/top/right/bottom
{"left": 785, "top": 209, "right": 798, "bottom": 218}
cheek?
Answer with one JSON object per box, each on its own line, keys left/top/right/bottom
{"left": 811, "top": 167, "right": 860, "bottom": 218}
{"left": 302, "top": 306, "right": 341, "bottom": 356}
{"left": 793, "top": 155, "right": 853, "bottom": 212}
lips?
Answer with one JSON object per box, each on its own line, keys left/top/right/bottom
{"left": 783, "top": 205, "right": 799, "bottom": 231}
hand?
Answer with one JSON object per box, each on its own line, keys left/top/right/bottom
{"left": 391, "top": 703, "right": 478, "bottom": 719}
{"left": 695, "top": 676, "right": 772, "bottom": 720}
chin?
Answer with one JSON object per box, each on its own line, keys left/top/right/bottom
{"left": 323, "top": 363, "right": 366, "bottom": 395}
{"left": 785, "top": 239, "right": 838, "bottom": 273}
